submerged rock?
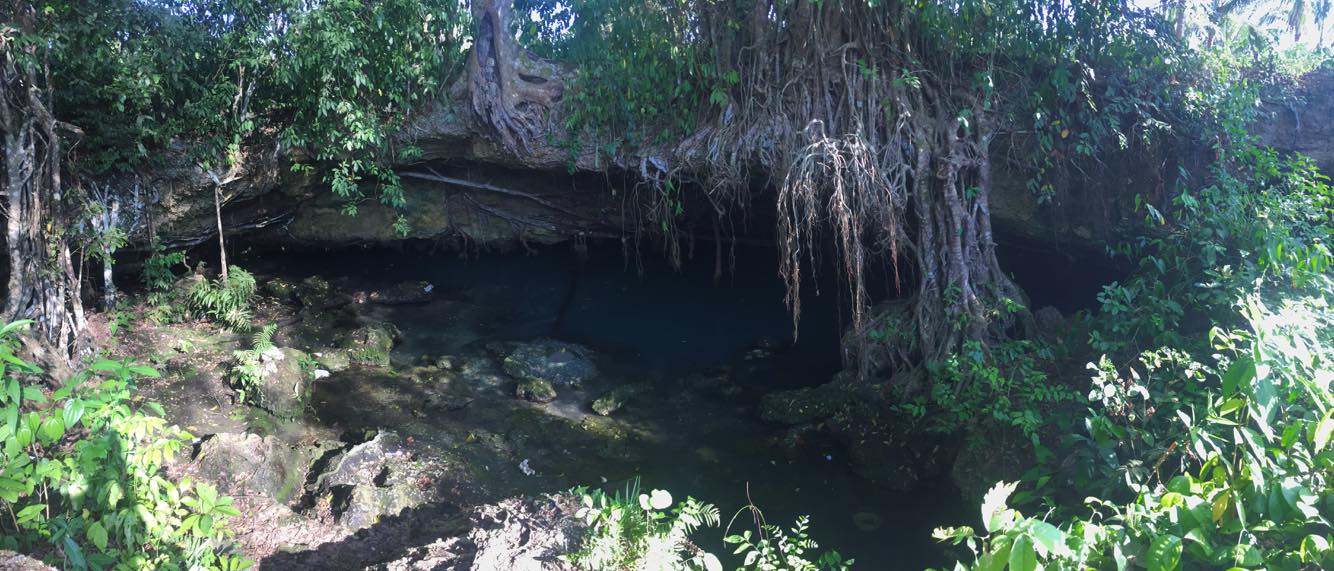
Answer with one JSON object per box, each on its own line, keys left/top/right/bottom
{"left": 589, "top": 384, "right": 644, "bottom": 416}
{"left": 383, "top": 495, "right": 584, "bottom": 571}
{"left": 493, "top": 339, "right": 598, "bottom": 388}
{"left": 367, "top": 280, "right": 435, "bottom": 305}
{"left": 758, "top": 383, "right": 853, "bottom": 425}
{"left": 515, "top": 377, "right": 557, "bottom": 403}
{"left": 192, "top": 432, "right": 331, "bottom": 506}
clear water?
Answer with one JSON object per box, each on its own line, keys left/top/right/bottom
{"left": 242, "top": 241, "right": 968, "bottom": 570}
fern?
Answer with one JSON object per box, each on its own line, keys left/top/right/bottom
{"left": 229, "top": 324, "right": 277, "bottom": 405}
{"left": 187, "top": 266, "right": 257, "bottom": 330}
{"left": 565, "top": 479, "right": 722, "bottom": 571}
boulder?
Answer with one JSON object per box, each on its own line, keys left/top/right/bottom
{"left": 368, "top": 280, "right": 436, "bottom": 305}
{"left": 340, "top": 322, "right": 400, "bottom": 367}
{"left": 515, "top": 378, "right": 557, "bottom": 403}
{"left": 335, "top": 481, "right": 433, "bottom": 531}
{"left": 383, "top": 495, "right": 584, "bottom": 571}
{"left": 590, "top": 384, "right": 644, "bottom": 416}
{"left": 315, "top": 349, "right": 352, "bottom": 373}
{"left": 0, "top": 551, "right": 55, "bottom": 570}
{"left": 241, "top": 346, "right": 313, "bottom": 418}
{"left": 315, "top": 431, "right": 407, "bottom": 490}
{"left": 493, "top": 339, "right": 598, "bottom": 388}
{"left": 192, "top": 432, "right": 331, "bottom": 506}
{"left": 1034, "top": 306, "right": 1067, "bottom": 341}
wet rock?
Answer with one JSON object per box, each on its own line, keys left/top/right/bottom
{"left": 383, "top": 495, "right": 584, "bottom": 571}
{"left": 492, "top": 339, "right": 598, "bottom": 388}
{"left": 341, "top": 322, "right": 400, "bottom": 367}
{"left": 515, "top": 378, "right": 557, "bottom": 403}
{"left": 240, "top": 347, "right": 313, "bottom": 418}
{"left": 0, "top": 551, "right": 55, "bottom": 570}
{"left": 192, "top": 432, "right": 331, "bottom": 506}
{"left": 368, "top": 280, "right": 436, "bottom": 305}
{"left": 687, "top": 367, "right": 743, "bottom": 399}
{"left": 758, "top": 383, "right": 853, "bottom": 425}
{"left": 590, "top": 384, "right": 644, "bottom": 416}
{"left": 852, "top": 512, "right": 884, "bottom": 532}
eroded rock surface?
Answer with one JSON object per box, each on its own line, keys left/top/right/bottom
{"left": 384, "top": 495, "right": 583, "bottom": 571}
{"left": 492, "top": 339, "right": 598, "bottom": 388}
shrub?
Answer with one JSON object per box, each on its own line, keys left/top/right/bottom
{"left": 229, "top": 324, "right": 278, "bottom": 406}
{"left": 187, "top": 267, "right": 257, "bottom": 331}
{"left": 0, "top": 321, "right": 249, "bottom": 570}
{"left": 566, "top": 479, "right": 722, "bottom": 571}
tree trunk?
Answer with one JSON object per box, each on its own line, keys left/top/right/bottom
{"left": 0, "top": 2, "right": 86, "bottom": 357}
{"left": 214, "top": 182, "right": 228, "bottom": 281}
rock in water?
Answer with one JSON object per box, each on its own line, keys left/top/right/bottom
{"left": 515, "top": 378, "right": 558, "bottom": 403}
{"left": 590, "top": 384, "right": 644, "bottom": 416}
{"left": 493, "top": 339, "right": 598, "bottom": 388}
{"left": 340, "top": 321, "right": 399, "bottom": 367}
{"left": 852, "top": 511, "right": 884, "bottom": 532}
{"left": 367, "top": 280, "right": 435, "bottom": 305}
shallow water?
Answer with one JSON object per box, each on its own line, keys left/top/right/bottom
{"left": 243, "top": 242, "right": 969, "bottom": 569}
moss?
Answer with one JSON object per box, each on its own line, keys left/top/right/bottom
{"left": 515, "top": 378, "right": 557, "bottom": 402}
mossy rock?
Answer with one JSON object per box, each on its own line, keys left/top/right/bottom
{"left": 493, "top": 339, "right": 598, "bottom": 388}
{"left": 193, "top": 433, "right": 335, "bottom": 506}
{"left": 315, "top": 349, "right": 352, "bottom": 373}
{"left": 515, "top": 378, "right": 557, "bottom": 403}
{"left": 264, "top": 277, "right": 298, "bottom": 302}
{"left": 590, "top": 384, "right": 644, "bottom": 416}
{"left": 339, "top": 322, "right": 399, "bottom": 367}
{"left": 242, "top": 347, "right": 313, "bottom": 419}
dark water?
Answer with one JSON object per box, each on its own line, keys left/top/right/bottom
{"left": 242, "top": 241, "right": 968, "bottom": 570}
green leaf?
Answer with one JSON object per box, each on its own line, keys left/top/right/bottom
{"left": 1008, "top": 534, "right": 1037, "bottom": 571}
{"left": 1029, "top": 520, "right": 1068, "bottom": 557}
{"left": 1147, "top": 535, "right": 1183, "bottom": 571}
{"left": 87, "top": 520, "right": 108, "bottom": 551}
{"left": 982, "top": 481, "right": 1018, "bottom": 533}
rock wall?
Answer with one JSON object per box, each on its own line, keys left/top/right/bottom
{"left": 1257, "top": 68, "right": 1334, "bottom": 176}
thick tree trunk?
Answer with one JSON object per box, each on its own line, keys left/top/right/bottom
{"left": 468, "top": 0, "right": 564, "bottom": 152}
{"left": 0, "top": 3, "right": 85, "bottom": 357}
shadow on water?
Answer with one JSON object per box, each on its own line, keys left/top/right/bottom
{"left": 243, "top": 240, "right": 970, "bottom": 570}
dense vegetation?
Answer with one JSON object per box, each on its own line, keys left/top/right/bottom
{"left": 1, "top": 0, "right": 1332, "bottom": 569}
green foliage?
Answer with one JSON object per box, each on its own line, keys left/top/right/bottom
{"left": 187, "top": 267, "right": 257, "bottom": 331}
{"left": 0, "top": 321, "right": 248, "bottom": 569}
{"left": 723, "top": 515, "right": 853, "bottom": 571}
{"left": 897, "top": 339, "right": 1075, "bottom": 439}
{"left": 142, "top": 246, "right": 187, "bottom": 294}
{"left": 228, "top": 324, "right": 277, "bottom": 407}
{"left": 565, "top": 479, "right": 722, "bottom": 571}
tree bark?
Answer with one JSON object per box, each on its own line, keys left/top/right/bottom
{"left": 1, "top": 2, "right": 86, "bottom": 357}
